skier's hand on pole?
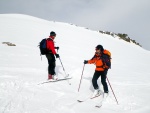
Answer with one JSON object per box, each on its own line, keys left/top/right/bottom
{"left": 55, "top": 47, "right": 59, "bottom": 50}
{"left": 84, "top": 60, "right": 88, "bottom": 64}
{"left": 55, "top": 54, "right": 60, "bottom": 58}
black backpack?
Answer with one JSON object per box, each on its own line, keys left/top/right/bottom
{"left": 101, "top": 50, "right": 111, "bottom": 69}
{"left": 39, "top": 38, "right": 48, "bottom": 55}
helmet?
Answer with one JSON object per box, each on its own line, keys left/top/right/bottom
{"left": 50, "top": 31, "right": 56, "bottom": 36}
{"left": 96, "top": 45, "right": 104, "bottom": 51}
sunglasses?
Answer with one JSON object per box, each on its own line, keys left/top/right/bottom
{"left": 95, "top": 48, "right": 100, "bottom": 50}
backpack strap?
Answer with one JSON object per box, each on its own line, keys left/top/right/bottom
{"left": 101, "top": 53, "right": 111, "bottom": 69}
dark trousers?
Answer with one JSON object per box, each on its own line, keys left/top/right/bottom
{"left": 92, "top": 70, "right": 108, "bottom": 93}
{"left": 46, "top": 53, "right": 56, "bottom": 75}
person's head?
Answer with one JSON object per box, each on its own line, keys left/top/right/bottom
{"left": 95, "top": 45, "right": 104, "bottom": 53}
{"left": 50, "top": 31, "right": 56, "bottom": 39}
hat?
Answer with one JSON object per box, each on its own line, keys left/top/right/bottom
{"left": 96, "top": 45, "right": 104, "bottom": 51}
{"left": 50, "top": 31, "right": 56, "bottom": 36}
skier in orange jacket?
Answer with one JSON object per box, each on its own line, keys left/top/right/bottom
{"left": 84, "top": 45, "right": 110, "bottom": 98}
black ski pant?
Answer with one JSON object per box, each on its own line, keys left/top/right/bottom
{"left": 92, "top": 70, "right": 108, "bottom": 93}
{"left": 46, "top": 53, "right": 56, "bottom": 75}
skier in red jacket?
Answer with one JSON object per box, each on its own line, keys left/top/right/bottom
{"left": 46, "top": 31, "right": 59, "bottom": 80}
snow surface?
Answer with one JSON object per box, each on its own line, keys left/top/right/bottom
{"left": 0, "top": 14, "right": 150, "bottom": 113}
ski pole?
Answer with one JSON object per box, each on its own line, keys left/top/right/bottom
{"left": 58, "top": 57, "right": 71, "bottom": 85}
{"left": 56, "top": 47, "right": 69, "bottom": 77}
{"left": 56, "top": 48, "right": 58, "bottom": 53}
{"left": 59, "top": 57, "right": 68, "bottom": 77}
{"left": 78, "top": 64, "right": 85, "bottom": 92}
{"left": 106, "top": 76, "right": 119, "bottom": 105}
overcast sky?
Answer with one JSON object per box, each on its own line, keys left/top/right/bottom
{"left": 0, "top": 0, "right": 150, "bottom": 50}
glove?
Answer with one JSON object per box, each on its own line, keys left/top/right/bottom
{"left": 84, "top": 60, "right": 88, "bottom": 64}
{"left": 55, "top": 47, "right": 59, "bottom": 50}
{"left": 55, "top": 54, "right": 60, "bottom": 58}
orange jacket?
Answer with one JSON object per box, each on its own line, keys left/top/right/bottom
{"left": 88, "top": 49, "right": 111, "bottom": 71}
{"left": 88, "top": 53, "right": 105, "bottom": 71}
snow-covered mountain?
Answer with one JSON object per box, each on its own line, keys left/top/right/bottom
{"left": 0, "top": 14, "right": 150, "bottom": 113}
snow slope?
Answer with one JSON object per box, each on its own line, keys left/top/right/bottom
{"left": 0, "top": 14, "right": 150, "bottom": 113}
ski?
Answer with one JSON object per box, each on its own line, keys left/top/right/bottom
{"left": 95, "top": 99, "right": 103, "bottom": 108}
{"left": 77, "top": 94, "right": 101, "bottom": 103}
{"left": 38, "top": 77, "right": 72, "bottom": 85}
{"left": 77, "top": 93, "right": 108, "bottom": 108}
{"left": 95, "top": 104, "right": 102, "bottom": 108}
{"left": 95, "top": 93, "right": 108, "bottom": 108}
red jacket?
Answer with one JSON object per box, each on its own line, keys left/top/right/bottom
{"left": 46, "top": 36, "right": 56, "bottom": 54}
